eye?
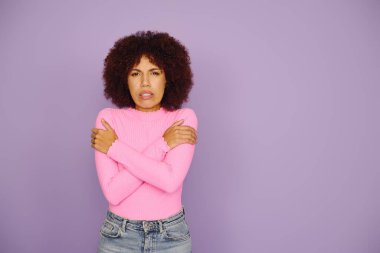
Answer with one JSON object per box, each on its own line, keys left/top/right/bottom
{"left": 152, "top": 71, "right": 160, "bottom": 76}
{"left": 130, "top": 72, "right": 139, "bottom": 77}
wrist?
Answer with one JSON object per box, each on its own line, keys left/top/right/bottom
{"left": 160, "top": 136, "right": 171, "bottom": 153}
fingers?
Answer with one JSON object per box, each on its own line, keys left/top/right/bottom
{"left": 174, "top": 129, "right": 197, "bottom": 144}
{"left": 174, "top": 125, "right": 195, "bottom": 130}
{"left": 91, "top": 128, "right": 106, "bottom": 136}
{"left": 178, "top": 134, "right": 197, "bottom": 144}
{"left": 90, "top": 121, "right": 117, "bottom": 152}
{"left": 91, "top": 128, "right": 101, "bottom": 139}
{"left": 172, "top": 125, "right": 196, "bottom": 133}
{"left": 101, "top": 119, "right": 113, "bottom": 130}
{"left": 174, "top": 127, "right": 197, "bottom": 136}
{"left": 91, "top": 128, "right": 101, "bottom": 148}
{"left": 174, "top": 128, "right": 197, "bottom": 137}
{"left": 91, "top": 122, "right": 114, "bottom": 140}
{"left": 91, "top": 134, "right": 98, "bottom": 148}
{"left": 91, "top": 130, "right": 96, "bottom": 147}
{"left": 172, "top": 119, "right": 187, "bottom": 126}
{"left": 174, "top": 128, "right": 197, "bottom": 143}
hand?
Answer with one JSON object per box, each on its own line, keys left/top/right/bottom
{"left": 91, "top": 119, "right": 119, "bottom": 154}
{"left": 163, "top": 119, "right": 197, "bottom": 150}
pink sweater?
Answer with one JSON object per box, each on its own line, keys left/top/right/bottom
{"left": 94, "top": 106, "right": 198, "bottom": 220}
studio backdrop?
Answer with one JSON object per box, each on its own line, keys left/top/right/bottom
{"left": 0, "top": 0, "right": 379, "bottom": 252}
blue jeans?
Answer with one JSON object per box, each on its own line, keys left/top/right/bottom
{"left": 97, "top": 207, "right": 192, "bottom": 253}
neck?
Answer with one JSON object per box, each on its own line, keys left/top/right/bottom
{"left": 134, "top": 104, "right": 161, "bottom": 112}
{"left": 126, "top": 106, "right": 166, "bottom": 121}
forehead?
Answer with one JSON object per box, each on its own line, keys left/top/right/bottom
{"left": 133, "top": 55, "right": 160, "bottom": 68}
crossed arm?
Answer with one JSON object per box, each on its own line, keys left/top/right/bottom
{"left": 94, "top": 108, "right": 198, "bottom": 206}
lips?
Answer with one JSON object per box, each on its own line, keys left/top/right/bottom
{"left": 139, "top": 90, "right": 154, "bottom": 100}
{"left": 139, "top": 90, "right": 154, "bottom": 96}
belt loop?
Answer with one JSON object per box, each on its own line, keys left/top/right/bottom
{"left": 158, "top": 220, "right": 163, "bottom": 234}
{"left": 122, "top": 219, "right": 128, "bottom": 233}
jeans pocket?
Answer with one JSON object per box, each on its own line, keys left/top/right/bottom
{"left": 163, "top": 219, "right": 191, "bottom": 241}
{"left": 100, "top": 219, "right": 121, "bottom": 238}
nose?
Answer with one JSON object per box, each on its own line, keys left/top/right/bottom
{"left": 141, "top": 73, "right": 150, "bottom": 87}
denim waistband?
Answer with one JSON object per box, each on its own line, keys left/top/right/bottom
{"left": 105, "top": 207, "right": 186, "bottom": 233}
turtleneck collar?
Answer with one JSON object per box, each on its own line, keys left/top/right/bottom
{"left": 126, "top": 106, "right": 167, "bottom": 121}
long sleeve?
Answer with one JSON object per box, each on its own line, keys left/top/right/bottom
{"left": 106, "top": 108, "right": 198, "bottom": 193}
{"left": 94, "top": 109, "right": 170, "bottom": 205}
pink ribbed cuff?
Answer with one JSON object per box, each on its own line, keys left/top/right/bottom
{"left": 158, "top": 136, "right": 170, "bottom": 153}
{"left": 106, "top": 139, "right": 121, "bottom": 159}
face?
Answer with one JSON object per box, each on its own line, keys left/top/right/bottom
{"left": 127, "top": 55, "right": 166, "bottom": 112}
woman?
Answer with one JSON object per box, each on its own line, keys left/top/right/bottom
{"left": 91, "top": 30, "right": 198, "bottom": 253}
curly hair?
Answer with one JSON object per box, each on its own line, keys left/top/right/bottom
{"left": 102, "top": 30, "right": 194, "bottom": 111}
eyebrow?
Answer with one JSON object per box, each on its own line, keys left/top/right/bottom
{"left": 131, "top": 68, "right": 162, "bottom": 72}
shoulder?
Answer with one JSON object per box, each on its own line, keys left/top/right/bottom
{"left": 95, "top": 107, "right": 121, "bottom": 128}
{"left": 175, "top": 107, "right": 198, "bottom": 129}
{"left": 176, "top": 107, "right": 197, "bottom": 117}
{"left": 96, "top": 107, "right": 117, "bottom": 120}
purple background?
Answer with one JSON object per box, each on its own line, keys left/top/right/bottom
{"left": 1, "top": 0, "right": 379, "bottom": 252}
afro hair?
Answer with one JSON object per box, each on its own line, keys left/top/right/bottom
{"left": 102, "top": 30, "right": 194, "bottom": 111}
